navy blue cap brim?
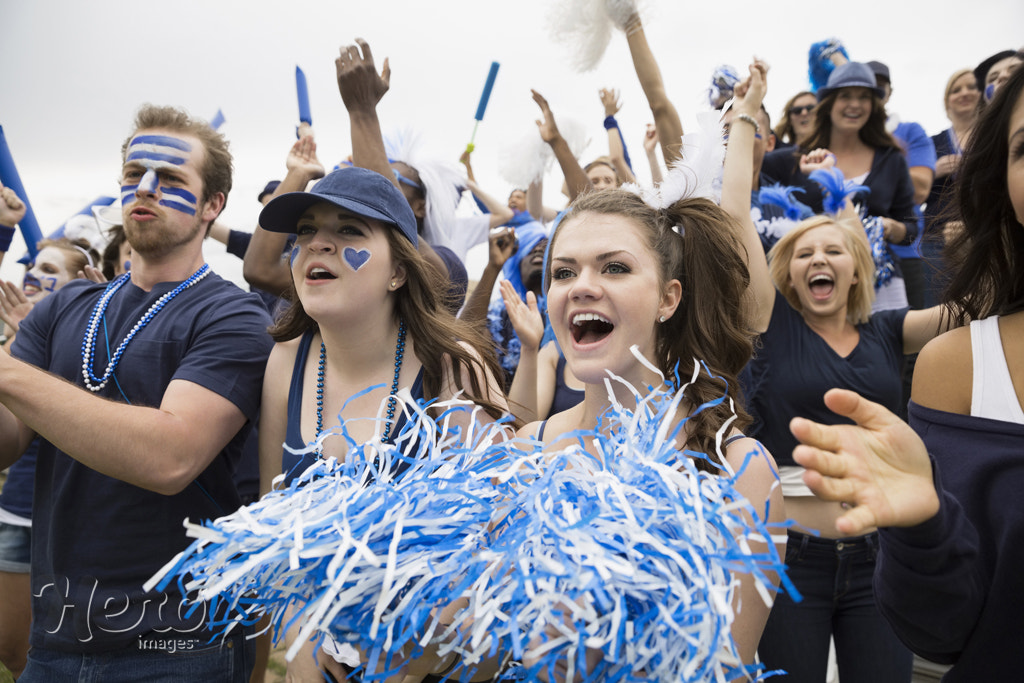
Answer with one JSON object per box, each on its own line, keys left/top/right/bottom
{"left": 258, "top": 191, "right": 418, "bottom": 247}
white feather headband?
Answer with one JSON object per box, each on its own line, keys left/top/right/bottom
{"left": 622, "top": 111, "right": 725, "bottom": 209}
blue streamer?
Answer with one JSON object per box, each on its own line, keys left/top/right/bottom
{"left": 209, "top": 108, "right": 226, "bottom": 130}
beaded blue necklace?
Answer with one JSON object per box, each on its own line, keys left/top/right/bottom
{"left": 81, "top": 264, "right": 211, "bottom": 392}
{"left": 316, "top": 319, "right": 407, "bottom": 451}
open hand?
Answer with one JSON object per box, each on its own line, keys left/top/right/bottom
{"left": 791, "top": 388, "right": 940, "bottom": 535}
{"left": 336, "top": 38, "right": 391, "bottom": 113}
{"left": 531, "top": 90, "right": 561, "bottom": 145}
{"left": 0, "top": 280, "right": 32, "bottom": 332}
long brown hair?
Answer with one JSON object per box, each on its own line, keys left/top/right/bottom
{"left": 801, "top": 90, "right": 900, "bottom": 153}
{"left": 271, "top": 229, "right": 508, "bottom": 422}
{"left": 548, "top": 189, "right": 754, "bottom": 471}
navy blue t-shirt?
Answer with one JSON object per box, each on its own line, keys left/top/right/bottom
{"left": 11, "top": 273, "right": 272, "bottom": 652}
{"left": 742, "top": 290, "right": 907, "bottom": 466}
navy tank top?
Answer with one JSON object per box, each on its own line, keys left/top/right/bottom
{"left": 281, "top": 330, "right": 424, "bottom": 484}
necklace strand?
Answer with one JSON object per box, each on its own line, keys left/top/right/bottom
{"left": 316, "top": 319, "right": 407, "bottom": 454}
{"left": 80, "top": 265, "right": 211, "bottom": 392}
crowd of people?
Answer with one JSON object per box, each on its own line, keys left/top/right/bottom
{"left": 0, "top": 9, "right": 1021, "bottom": 682}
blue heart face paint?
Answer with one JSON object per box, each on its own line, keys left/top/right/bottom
{"left": 343, "top": 247, "right": 372, "bottom": 271}
{"left": 121, "top": 134, "right": 199, "bottom": 216}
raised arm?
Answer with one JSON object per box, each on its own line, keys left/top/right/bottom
{"left": 642, "top": 123, "right": 663, "bottom": 185}
{"left": 463, "top": 177, "right": 515, "bottom": 229}
{"left": 599, "top": 88, "right": 636, "bottom": 184}
{"left": 532, "top": 90, "right": 592, "bottom": 201}
{"left": 622, "top": 13, "right": 684, "bottom": 164}
{"left": 243, "top": 133, "right": 325, "bottom": 295}
{"left": 501, "top": 281, "right": 545, "bottom": 424}
{"left": 336, "top": 38, "right": 394, "bottom": 183}
{"left": 526, "top": 180, "right": 558, "bottom": 224}
{"left": 0, "top": 184, "right": 26, "bottom": 269}
{"left": 459, "top": 226, "right": 517, "bottom": 325}
{"left": 721, "top": 62, "right": 775, "bottom": 332}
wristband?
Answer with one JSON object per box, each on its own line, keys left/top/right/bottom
{"left": 603, "top": 115, "right": 619, "bottom": 130}
{"left": 0, "top": 224, "right": 15, "bottom": 252}
{"left": 734, "top": 113, "right": 760, "bottom": 134}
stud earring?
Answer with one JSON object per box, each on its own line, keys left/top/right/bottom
{"left": 390, "top": 280, "right": 397, "bottom": 290}
{"left": 658, "top": 315, "right": 666, "bottom": 323}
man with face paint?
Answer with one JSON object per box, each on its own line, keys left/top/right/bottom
{"left": 0, "top": 105, "right": 273, "bottom": 682}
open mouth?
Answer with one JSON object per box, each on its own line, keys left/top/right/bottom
{"left": 571, "top": 312, "right": 614, "bottom": 344}
{"left": 130, "top": 207, "right": 156, "bottom": 220}
{"left": 809, "top": 274, "right": 835, "bottom": 300}
{"left": 307, "top": 267, "right": 337, "bottom": 281}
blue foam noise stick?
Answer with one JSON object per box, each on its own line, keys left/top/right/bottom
{"left": 466, "top": 62, "right": 500, "bottom": 153}
{"left": 0, "top": 125, "right": 43, "bottom": 259}
{"left": 296, "top": 66, "right": 312, "bottom": 125}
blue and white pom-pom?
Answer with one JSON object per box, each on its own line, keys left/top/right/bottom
{"left": 150, "top": 360, "right": 791, "bottom": 681}
{"left": 146, "top": 392, "right": 516, "bottom": 679}
{"left": 471, "top": 359, "right": 792, "bottom": 682}
{"left": 808, "top": 39, "right": 850, "bottom": 92}
{"left": 863, "top": 215, "right": 895, "bottom": 290}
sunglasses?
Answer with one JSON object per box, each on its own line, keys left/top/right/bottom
{"left": 789, "top": 104, "right": 815, "bottom": 116}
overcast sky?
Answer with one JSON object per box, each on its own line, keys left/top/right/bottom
{"left": 2, "top": 0, "right": 1021, "bottom": 284}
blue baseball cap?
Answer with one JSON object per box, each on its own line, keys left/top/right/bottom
{"left": 817, "top": 62, "right": 886, "bottom": 101}
{"left": 259, "top": 166, "right": 418, "bottom": 246}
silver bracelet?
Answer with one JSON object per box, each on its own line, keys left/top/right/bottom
{"left": 734, "top": 113, "right": 760, "bottom": 134}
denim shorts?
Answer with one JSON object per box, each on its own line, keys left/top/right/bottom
{"left": 0, "top": 521, "right": 31, "bottom": 573}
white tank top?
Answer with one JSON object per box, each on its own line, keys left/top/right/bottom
{"left": 970, "top": 316, "right": 1024, "bottom": 424}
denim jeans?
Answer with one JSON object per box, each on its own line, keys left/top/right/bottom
{"left": 19, "top": 629, "right": 253, "bottom": 683}
{"left": 757, "top": 530, "right": 912, "bottom": 683}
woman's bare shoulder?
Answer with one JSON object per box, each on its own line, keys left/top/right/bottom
{"left": 912, "top": 325, "right": 972, "bottom": 415}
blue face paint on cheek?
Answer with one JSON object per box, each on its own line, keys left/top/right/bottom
{"left": 290, "top": 246, "right": 300, "bottom": 267}
{"left": 41, "top": 276, "right": 58, "bottom": 292}
{"left": 343, "top": 247, "right": 372, "bottom": 271}
{"left": 985, "top": 83, "right": 996, "bottom": 101}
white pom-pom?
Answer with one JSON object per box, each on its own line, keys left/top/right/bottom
{"left": 546, "top": 0, "right": 640, "bottom": 72}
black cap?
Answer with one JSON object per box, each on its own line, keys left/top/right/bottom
{"left": 866, "top": 60, "right": 890, "bottom": 85}
{"left": 974, "top": 50, "right": 1017, "bottom": 91}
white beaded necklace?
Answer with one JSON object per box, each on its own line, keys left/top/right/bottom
{"left": 80, "top": 264, "right": 210, "bottom": 392}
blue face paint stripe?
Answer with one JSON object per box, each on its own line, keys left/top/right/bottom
{"left": 158, "top": 199, "right": 197, "bottom": 216}
{"left": 126, "top": 150, "right": 187, "bottom": 165}
{"left": 160, "top": 187, "right": 198, "bottom": 202}
{"left": 130, "top": 135, "right": 192, "bottom": 151}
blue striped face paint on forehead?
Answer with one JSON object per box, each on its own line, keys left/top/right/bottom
{"left": 121, "top": 134, "right": 199, "bottom": 216}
